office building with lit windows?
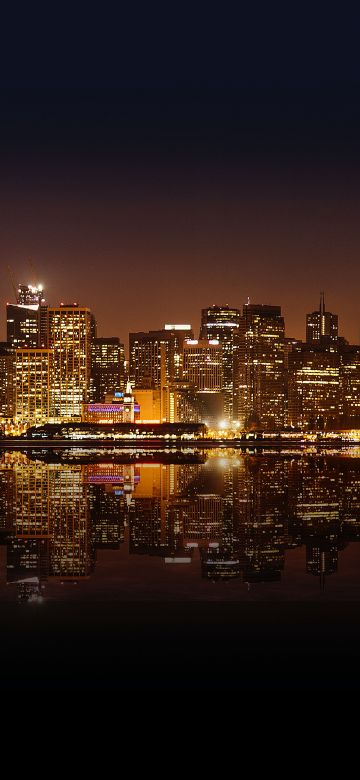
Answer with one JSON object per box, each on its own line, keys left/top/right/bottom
{"left": 288, "top": 346, "right": 340, "bottom": 429}
{"left": 200, "top": 305, "right": 241, "bottom": 422}
{"left": 48, "top": 304, "right": 92, "bottom": 419}
{"left": 338, "top": 344, "right": 360, "bottom": 426}
{"left": 0, "top": 342, "right": 14, "bottom": 419}
{"left": 306, "top": 293, "right": 338, "bottom": 347}
{"left": 129, "top": 324, "right": 192, "bottom": 389}
{"left": 14, "top": 348, "right": 53, "bottom": 427}
{"left": 236, "top": 304, "right": 286, "bottom": 429}
{"left": 90, "top": 337, "right": 125, "bottom": 402}
{"left": 183, "top": 339, "right": 223, "bottom": 390}
{"left": 182, "top": 339, "right": 224, "bottom": 425}
{"left": 7, "top": 283, "right": 48, "bottom": 350}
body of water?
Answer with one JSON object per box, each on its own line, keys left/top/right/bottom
{"left": 1, "top": 447, "right": 360, "bottom": 604}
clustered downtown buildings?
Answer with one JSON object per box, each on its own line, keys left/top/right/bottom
{"left": 1, "top": 283, "right": 360, "bottom": 433}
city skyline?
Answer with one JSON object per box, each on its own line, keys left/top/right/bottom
{"left": 1, "top": 276, "right": 358, "bottom": 351}
{"left": 4, "top": 284, "right": 360, "bottom": 433}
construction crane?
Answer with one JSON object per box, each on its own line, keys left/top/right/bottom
{"left": 6, "top": 265, "right": 19, "bottom": 302}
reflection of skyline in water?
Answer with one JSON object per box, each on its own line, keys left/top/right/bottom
{"left": 1, "top": 450, "right": 360, "bottom": 602}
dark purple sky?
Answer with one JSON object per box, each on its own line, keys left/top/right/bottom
{"left": 1, "top": 10, "right": 360, "bottom": 348}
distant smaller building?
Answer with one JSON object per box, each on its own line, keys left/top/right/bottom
{"left": 133, "top": 388, "right": 162, "bottom": 422}
{"left": 82, "top": 382, "right": 139, "bottom": 424}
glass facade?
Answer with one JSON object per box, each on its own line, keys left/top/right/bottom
{"left": 48, "top": 306, "right": 92, "bottom": 419}
{"left": 237, "top": 304, "right": 286, "bottom": 429}
{"left": 14, "top": 349, "right": 53, "bottom": 427}
{"left": 200, "top": 305, "right": 241, "bottom": 422}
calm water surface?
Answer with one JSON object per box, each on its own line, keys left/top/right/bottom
{"left": 2, "top": 447, "right": 360, "bottom": 603}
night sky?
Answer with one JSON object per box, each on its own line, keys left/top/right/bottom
{"left": 2, "top": 10, "right": 360, "bottom": 349}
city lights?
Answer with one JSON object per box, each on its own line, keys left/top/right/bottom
{"left": 1, "top": 285, "right": 360, "bottom": 443}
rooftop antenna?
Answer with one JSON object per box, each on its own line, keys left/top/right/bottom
{"left": 320, "top": 291, "right": 325, "bottom": 314}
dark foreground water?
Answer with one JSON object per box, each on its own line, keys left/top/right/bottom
{"left": 2, "top": 447, "right": 360, "bottom": 690}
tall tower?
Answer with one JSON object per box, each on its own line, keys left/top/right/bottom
{"left": 237, "top": 304, "right": 286, "bottom": 430}
{"left": 0, "top": 343, "right": 14, "bottom": 419}
{"left": 306, "top": 293, "right": 338, "bottom": 347}
{"left": 199, "top": 305, "right": 241, "bottom": 423}
{"left": 14, "top": 348, "right": 53, "bottom": 427}
{"left": 48, "top": 304, "right": 92, "bottom": 419}
{"left": 7, "top": 283, "right": 48, "bottom": 349}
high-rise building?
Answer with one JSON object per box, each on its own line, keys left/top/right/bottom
{"left": 17, "top": 284, "right": 44, "bottom": 306}
{"left": 48, "top": 304, "right": 92, "bottom": 419}
{"left": 0, "top": 343, "right": 14, "bottom": 419}
{"left": 287, "top": 346, "right": 340, "bottom": 429}
{"left": 236, "top": 304, "right": 286, "bottom": 430}
{"left": 183, "top": 339, "right": 223, "bottom": 390}
{"left": 7, "top": 283, "right": 48, "bottom": 349}
{"left": 306, "top": 293, "right": 338, "bottom": 347}
{"left": 199, "top": 305, "right": 241, "bottom": 422}
{"left": 129, "top": 324, "right": 192, "bottom": 389}
{"left": 90, "top": 337, "right": 125, "bottom": 402}
{"left": 182, "top": 339, "right": 224, "bottom": 425}
{"left": 14, "top": 349, "right": 53, "bottom": 427}
{"left": 7, "top": 302, "right": 40, "bottom": 350}
{"left": 338, "top": 344, "right": 360, "bottom": 427}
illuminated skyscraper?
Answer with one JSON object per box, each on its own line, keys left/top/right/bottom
{"left": 236, "top": 304, "right": 286, "bottom": 429}
{"left": 7, "top": 302, "right": 40, "bottom": 350}
{"left": 0, "top": 343, "right": 14, "bottom": 419}
{"left": 7, "top": 283, "right": 48, "bottom": 349}
{"left": 129, "top": 324, "right": 192, "bottom": 389}
{"left": 183, "top": 339, "right": 224, "bottom": 424}
{"left": 339, "top": 344, "right": 360, "bottom": 427}
{"left": 90, "top": 337, "right": 125, "bottom": 401}
{"left": 306, "top": 293, "right": 338, "bottom": 347}
{"left": 199, "top": 305, "right": 241, "bottom": 422}
{"left": 288, "top": 346, "right": 339, "bottom": 429}
{"left": 17, "top": 284, "right": 44, "bottom": 306}
{"left": 183, "top": 339, "right": 223, "bottom": 390}
{"left": 14, "top": 348, "right": 53, "bottom": 427}
{"left": 48, "top": 304, "right": 92, "bottom": 419}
